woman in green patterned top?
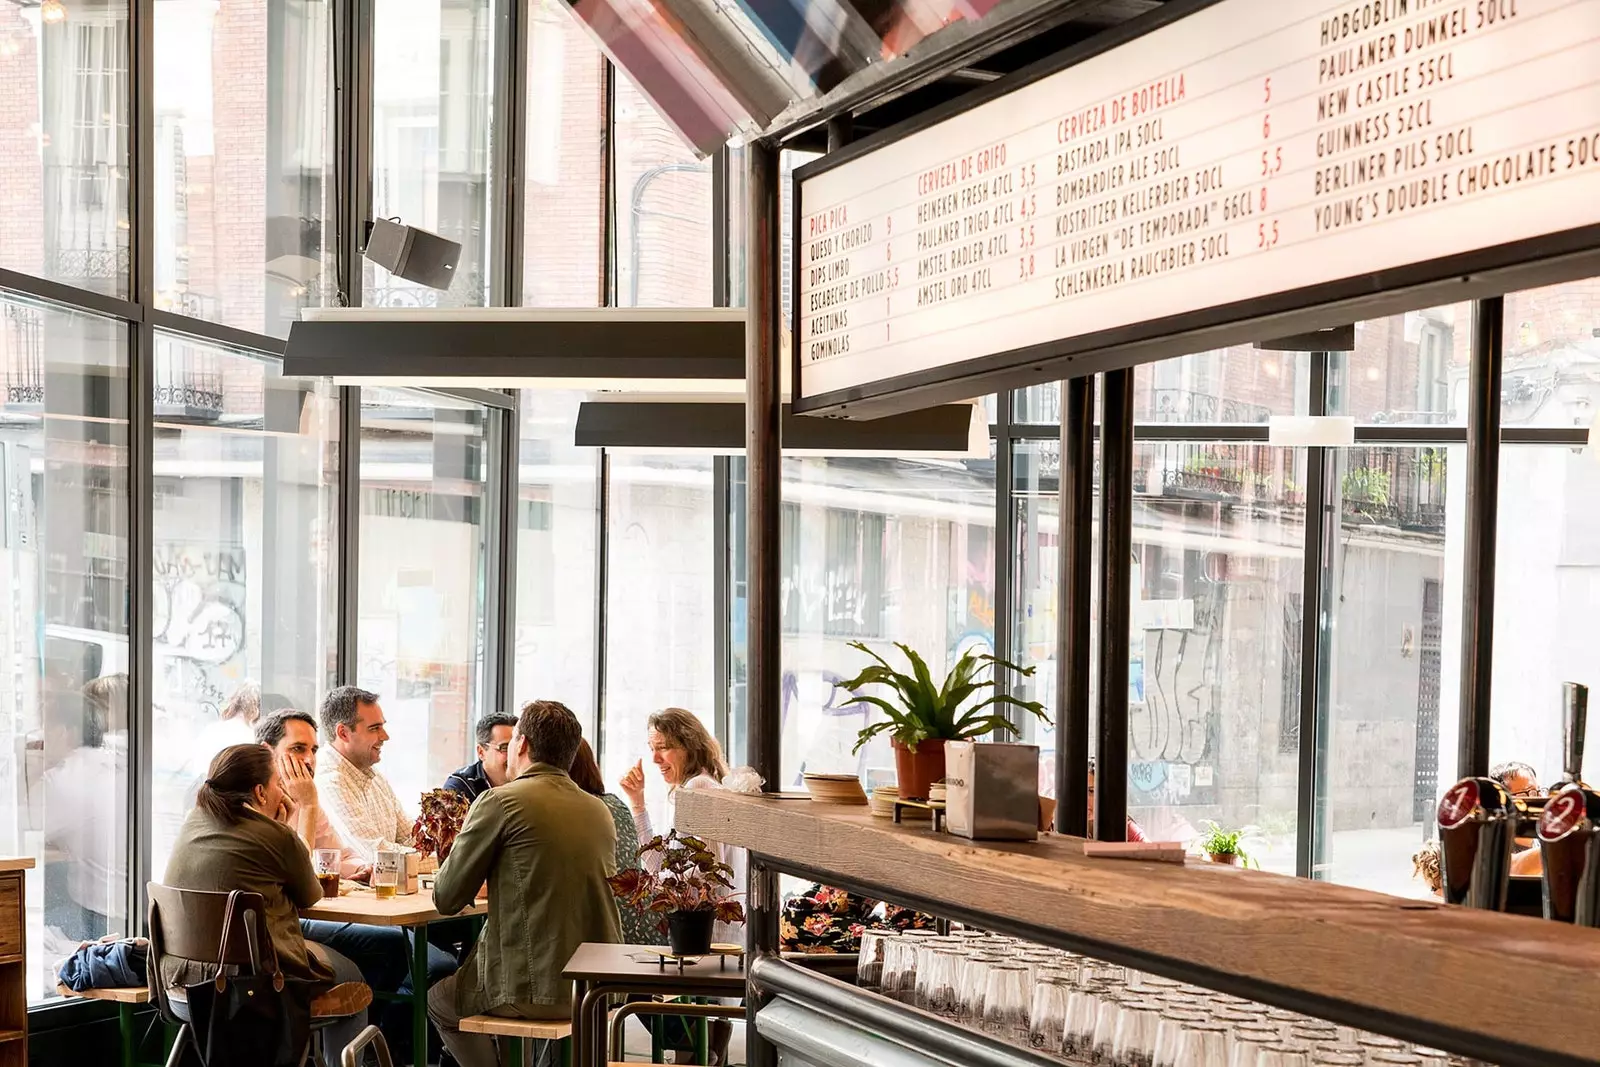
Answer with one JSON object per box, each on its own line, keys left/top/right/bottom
{"left": 569, "top": 739, "right": 663, "bottom": 945}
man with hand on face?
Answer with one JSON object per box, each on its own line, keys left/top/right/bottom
{"left": 255, "top": 709, "right": 368, "bottom": 882}
{"left": 257, "top": 708, "right": 449, "bottom": 1040}
{"left": 315, "top": 685, "right": 413, "bottom": 864}
{"left": 442, "top": 712, "right": 518, "bottom": 802}
{"left": 308, "top": 688, "right": 459, "bottom": 1061}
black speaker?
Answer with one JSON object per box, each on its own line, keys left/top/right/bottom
{"left": 363, "top": 218, "right": 461, "bottom": 290}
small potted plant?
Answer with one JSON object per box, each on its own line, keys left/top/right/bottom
{"left": 413, "top": 789, "right": 471, "bottom": 864}
{"left": 841, "top": 641, "right": 1049, "bottom": 801}
{"left": 609, "top": 831, "right": 746, "bottom": 957}
{"left": 1197, "top": 820, "right": 1259, "bottom": 868}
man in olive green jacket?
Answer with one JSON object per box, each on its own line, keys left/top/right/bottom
{"left": 428, "top": 700, "right": 622, "bottom": 1067}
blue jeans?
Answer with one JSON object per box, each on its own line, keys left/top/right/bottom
{"left": 300, "top": 919, "right": 458, "bottom": 994}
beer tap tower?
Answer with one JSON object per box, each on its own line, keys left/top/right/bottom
{"left": 1436, "top": 682, "right": 1596, "bottom": 923}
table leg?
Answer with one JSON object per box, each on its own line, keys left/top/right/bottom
{"left": 571, "top": 979, "right": 587, "bottom": 1067}
{"left": 119, "top": 1002, "right": 135, "bottom": 1067}
{"left": 412, "top": 922, "right": 429, "bottom": 1067}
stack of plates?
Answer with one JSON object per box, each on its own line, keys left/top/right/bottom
{"left": 804, "top": 773, "right": 868, "bottom": 805}
{"left": 869, "top": 786, "right": 898, "bottom": 818}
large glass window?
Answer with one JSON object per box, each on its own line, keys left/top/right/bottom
{"left": 152, "top": 0, "right": 333, "bottom": 336}
{"left": 769, "top": 455, "right": 999, "bottom": 792}
{"left": 1489, "top": 442, "right": 1600, "bottom": 785}
{"left": 1014, "top": 349, "right": 1313, "bottom": 427}
{"left": 366, "top": 0, "right": 492, "bottom": 309}
{"left": 0, "top": 293, "right": 128, "bottom": 999}
{"left": 0, "top": 2, "right": 131, "bottom": 296}
{"left": 513, "top": 391, "right": 598, "bottom": 729}
{"left": 149, "top": 339, "right": 340, "bottom": 878}
{"left": 356, "top": 388, "right": 488, "bottom": 809}
{"left": 1318, "top": 444, "right": 1458, "bottom": 895}
{"left": 1127, "top": 442, "right": 1305, "bottom": 872}
{"left": 611, "top": 73, "right": 712, "bottom": 308}
{"left": 603, "top": 455, "right": 715, "bottom": 798}
{"left": 521, "top": 0, "right": 604, "bottom": 308}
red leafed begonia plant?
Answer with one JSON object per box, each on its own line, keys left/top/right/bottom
{"left": 608, "top": 831, "right": 746, "bottom": 933}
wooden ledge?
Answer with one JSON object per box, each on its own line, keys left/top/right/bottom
{"left": 459, "top": 1015, "right": 573, "bottom": 1040}
{"left": 55, "top": 984, "right": 149, "bottom": 1004}
{"left": 676, "top": 790, "right": 1600, "bottom": 1064}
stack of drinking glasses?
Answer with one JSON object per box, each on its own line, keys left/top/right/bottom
{"left": 854, "top": 928, "right": 1499, "bottom": 1067}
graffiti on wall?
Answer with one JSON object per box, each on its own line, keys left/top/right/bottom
{"left": 152, "top": 544, "right": 246, "bottom": 710}
{"left": 1128, "top": 594, "right": 1220, "bottom": 805}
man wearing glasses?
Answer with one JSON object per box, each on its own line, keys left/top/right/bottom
{"left": 444, "top": 712, "right": 519, "bottom": 801}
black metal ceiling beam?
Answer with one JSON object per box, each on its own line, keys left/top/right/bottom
{"left": 282, "top": 316, "right": 745, "bottom": 382}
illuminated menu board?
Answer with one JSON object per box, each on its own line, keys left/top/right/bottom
{"left": 795, "top": 0, "right": 1596, "bottom": 412}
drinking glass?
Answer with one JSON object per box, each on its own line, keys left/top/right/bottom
{"left": 1112, "top": 1003, "right": 1160, "bottom": 1067}
{"left": 1062, "top": 983, "right": 1109, "bottom": 1061}
{"left": 1091, "top": 992, "right": 1131, "bottom": 1063}
{"left": 981, "top": 963, "right": 1032, "bottom": 1041}
{"left": 881, "top": 937, "right": 920, "bottom": 1003}
{"left": 1213, "top": 1007, "right": 1266, "bottom": 1027}
{"left": 1173, "top": 1023, "right": 1229, "bottom": 1067}
{"left": 1255, "top": 1046, "right": 1312, "bottom": 1067}
{"left": 312, "top": 848, "right": 341, "bottom": 899}
{"left": 1229, "top": 1029, "right": 1282, "bottom": 1067}
{"left": 1152, "top": 1010, "right": 1209, "bottom": 1067}
{"left": 857, "top": 929, "right": 896, "bottom": 991}
{"left": 1309, "top": 1052, "right": 1363, "bottom": 1067}
{"left": 915, "top": 946, "right": 964, "bottom": 1016}
{"left": 956, "top": 953, "right": 1004, "bottom": 1023}
{"left": 372, "top": 850, "right": 401, "bottom": 899}
{"left": 1356, "top": 1036, "right": 1407, "bottom": 1059}
{"left": 1028, "top": 975, "right": 1074, "bottom": 1054}
{"left": 1287, "top": 1025, "right": 1338, "bottom": 1049}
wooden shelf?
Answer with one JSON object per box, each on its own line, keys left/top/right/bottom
{"left": 677, "top": 791, "right": 1600, "bottom": 1066}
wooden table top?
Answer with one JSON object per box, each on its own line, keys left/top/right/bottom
{"left": 303, "top": 887, "right": 486, "bottom": 927}
{"left": 561, "top": 942, "right": 746, "bottom": 991}
{"left": 0, "top": 859, "right": 36, "bottom": 874}
{"left": 676, "top": 790, "right": 1600, "bottom": 1066}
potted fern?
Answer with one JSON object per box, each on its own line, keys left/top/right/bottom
{"left": 1198, "top": 820, "right": 1259, "bottom": 867}
{"left": 841, "top": 641, "right": 1049, "bottom": 801}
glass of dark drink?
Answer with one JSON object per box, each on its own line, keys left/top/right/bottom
{"left": 313, "top": 849, "right": 342, "bottom": 899}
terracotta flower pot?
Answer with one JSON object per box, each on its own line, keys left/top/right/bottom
{"left": 893, "top": 738, "right": 947, "bottom": 801}
{"left": 1209, "top": 852, "right": 1239, "bottom": 866}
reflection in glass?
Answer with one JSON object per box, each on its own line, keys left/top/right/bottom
{"left": 356, "top": 388, "right": 488, "bottom": 807}
{"left": 1010, "top": 436, "right": 1305, "bottom": 864}
{"left": 1502, "top": 281, "right": 1600, "bottom": 428}
{"left": 1320, "top": 446, "right": 1459, "bottom": 894}
{"left": 150, "top": 338, "right": 339, "bottom": 884}
{"left": 1489, "top": 444, "right": 1600, "bottom": 798}
{"left": 154, "top": 0, "right": 333, "bottom": 336}
{"left": 513, "top": 391, "right": 598, "bottom": 729}
{"left": 612, "top": 73, "right": 713, "bottom": 308}
{"left": 0, "top": 293, "right": 129, "bottom": 999}
{"left": 367, "top": 0, "right": 493, "bottom": 308}
{"left": 731, "top": 454, "right": 996, "bottom": 792}
{"left": 1332, "top": 306, "right": 1470, "bottom": 425}
{"left": 0, "top": 2, "right": 131, "bottom": 295}
{"left": 522, "top": 0, "right": 605, "bottom": 308}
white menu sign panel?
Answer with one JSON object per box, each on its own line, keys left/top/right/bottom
{"left": 795, "top": 0, "right": 1600, "bottom": 412}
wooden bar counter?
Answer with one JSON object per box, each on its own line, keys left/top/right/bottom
{"left": 677, "top": 791, "right": 1600, "bottom": 1066}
